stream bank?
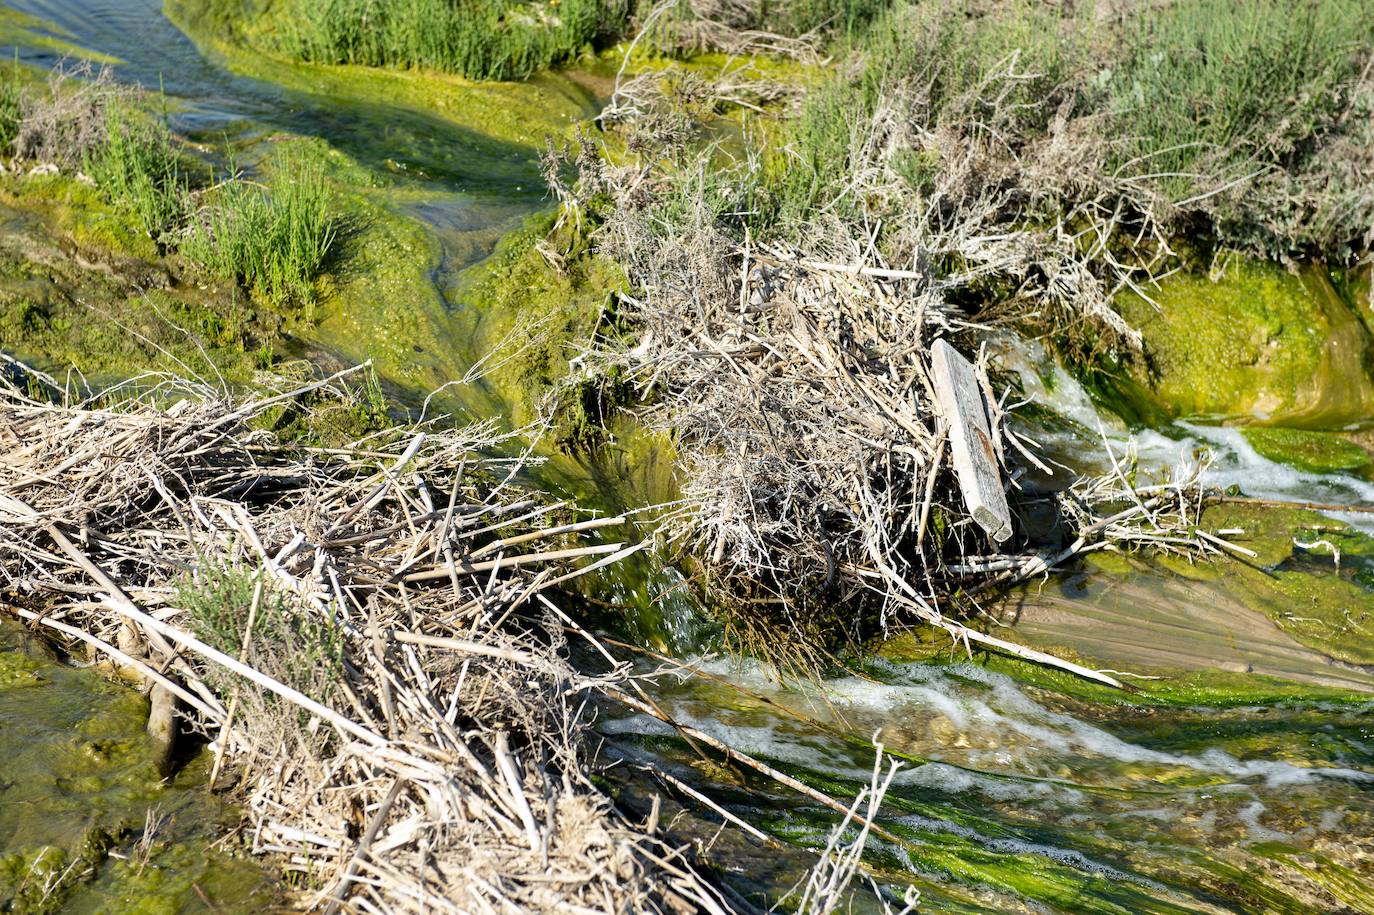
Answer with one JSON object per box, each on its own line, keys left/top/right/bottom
{"left": 1, "top": 1, "right": 1373, "bottom": 912}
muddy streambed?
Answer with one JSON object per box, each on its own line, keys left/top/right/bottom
{"left": 1, "top": 2, "right": 1373, "bottom": 912}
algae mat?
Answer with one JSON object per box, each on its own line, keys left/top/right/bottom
{"left": 0, "top": 621, "right": 276, "bottom": 912}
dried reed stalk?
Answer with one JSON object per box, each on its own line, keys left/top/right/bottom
{"left": 0, "top": 377, "right": 724, "bottom": 915}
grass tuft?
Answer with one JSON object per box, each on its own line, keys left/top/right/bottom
{"left": 0, "top": 71, "right": 22, "bottom": 155}
{"left": 184, "top": 155, "right": 337, "bottom": 308}
{"left": 83, "top": 105, "right": 187, "bottom": 241}
{"left": 178, "top": 564, "right": 344, "bottom": 701}
{"left": 275, "top": 0, "right": 621, "bottom": 82}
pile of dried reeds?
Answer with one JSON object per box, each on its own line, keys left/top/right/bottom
{"left": 0, "top": 369, "right": 725, "bottom": 914}
{"left": 549, "top": 58, "right": 1246, "bottom": 681}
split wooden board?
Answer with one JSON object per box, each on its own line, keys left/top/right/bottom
{"left": 930, "top": 339, "right": 1012, "bottom": 543}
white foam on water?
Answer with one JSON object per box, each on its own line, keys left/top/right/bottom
{"left": 1181, "top": 423, "right": 1374, "bottom": 532}
{"left": 1318, "top": 808, "right": 1346, "bottom": 832}
{"left": 686, "top": 657, "right": 1373, "bottom": 787}
{"left": 597, "top": 712, "right": 678, "bottom": 738}
{"left": 1236, "top": 800, "right": 1291, "bottom": 843}
{"left": 896, "top": 762, "right": 1081, "bottom": 804}
{"left": 996, "top": 337, "right": 1374, "bottom": 533}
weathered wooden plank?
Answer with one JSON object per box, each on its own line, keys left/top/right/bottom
{"left": 930, "top": 339, "right": 1012, "bottom": 543}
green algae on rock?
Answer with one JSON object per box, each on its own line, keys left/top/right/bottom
{"left": 0, "top": 621, "right": 276, "bottom": 913}
{"left": 1115, "top": 259, "right": 1374, "bottom": 427}
{"left": 1243, "top": 426, "right": 1374, "bottom": 476}
{"left": 450, "top": 210, "right": 623, "bottom": 428}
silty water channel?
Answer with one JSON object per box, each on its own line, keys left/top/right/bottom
{"left": 2, "top": 3, "right": 1373, "bottom": 912}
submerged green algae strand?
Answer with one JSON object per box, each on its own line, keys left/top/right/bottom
{"left": 603, "top": 645, "right": 1374, "bottom": 913}
{"left": 0, "top": 621, "right": 275, "bottom": 913}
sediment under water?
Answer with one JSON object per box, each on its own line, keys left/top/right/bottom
{"left": 1, "top": 2, "right": 1373, "bottom": 912}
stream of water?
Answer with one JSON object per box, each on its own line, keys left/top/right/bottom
{"left": 2, "top": 3, "right": 1373, "bottom": 912}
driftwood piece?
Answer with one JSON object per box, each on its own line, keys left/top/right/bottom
{"left": 930, "top": 339, "right": 1012, "bottom": 543}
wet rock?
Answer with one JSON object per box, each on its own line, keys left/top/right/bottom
{"left": 1115, "top": 260, "right": 1374, "bottom": 428}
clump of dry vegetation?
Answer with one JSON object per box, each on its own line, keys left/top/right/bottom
{"left": 547, "top": 0, "right": 1372, "bottom": 662}
{"left": 0, "top": 369, "right": 725, "bottom": 914}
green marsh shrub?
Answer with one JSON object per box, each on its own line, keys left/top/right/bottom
{"left": 184, "top": 157, "right": 337, "bottom": 307}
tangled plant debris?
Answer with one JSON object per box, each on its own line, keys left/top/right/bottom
{"left": 0, "top": 368, "right": 725, "bottom": 914}
{"left": 545, "top": 0, "right": 1365, "bottom": 671}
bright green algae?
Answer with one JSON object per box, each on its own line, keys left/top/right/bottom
{"left": 1242, "top": 426, "right": 1374, "bottom": 476}
{"left": 612, "top": 644, "right": 1374, "bottom": 914}
{"left": 1115, "top": 259, "right": 1374, "bottom": 426}
{"left": 0, "top": 177, "right": 268, "bottom": 387}
{"left": 0, "top": 621, "right": 276, "bottom": 913}
{"left": 0, "top": 8, "right": 120, "bottom": 64}
{"left": 4, "top": 4, "right": 1373, "bottom": 913}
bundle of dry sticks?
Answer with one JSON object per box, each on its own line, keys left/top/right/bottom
{"left": 576, "top": 169, "right": 1244, "bottom": 685}
{"left": 0, "top": 371, "right": 724, "bottom": 915}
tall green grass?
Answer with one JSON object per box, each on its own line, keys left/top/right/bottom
{"left": 275, "top": 0, "right": 622, "bottom": 81}
{"left": 0, "top": 71, "right": 23, "bottom": 155}
{"left": 84, "top": 105, "right": 187, "bottom": 240}
{"left": 1108, "top": 0, "right": 1373, "bottom": 199}
{"left": 764, "top": 0, "right": 1374, "bottom": 255}
{"left": 184, "top": 157, "right": 337, "bottom": 308}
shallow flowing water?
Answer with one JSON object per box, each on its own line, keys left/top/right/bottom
{"left": 0, "top": 620, "right": 275, "bottom": 910}
{"left": 2, "top": 4, "right": 1373, "bottom": 912}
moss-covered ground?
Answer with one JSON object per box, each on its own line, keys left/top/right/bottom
{"left": 1242, "top": 426, "right": 1374, "bottom": 476}
{"left": 1115, "top": 259, "right": 1374, "bottom": 427}
{"left": 0, "top": 173, "right": 265, "bottom": 387}
{"left": 449, "top": 210, "right": 623, "bottom": 428}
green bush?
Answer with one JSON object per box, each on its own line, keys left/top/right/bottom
{"left": 178, "top": 565, "right": 345, "bottom": 700}
{"left": 275, "top": 0, "right": 623, "bottom": 81}
{"left": 83, "top": 106, "right": 187, "bottom": 240}
{"left": 184, "top": 157, "right": 337, "bottom": 307}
